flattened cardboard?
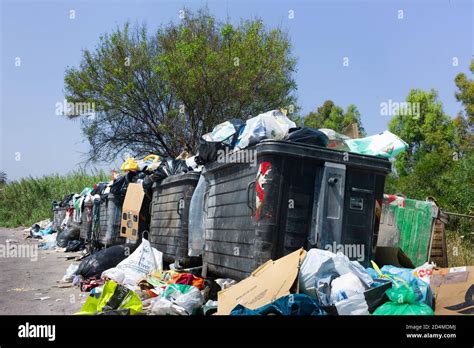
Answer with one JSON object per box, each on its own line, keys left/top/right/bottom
{"left": 120, "top": 183, "right": 145, "bottom": 240}
{"left": 431, "top": 266, "right": 474, "bottom": 315}
{"left": 374, "top": 246, "right": 415, "bottom": 268}
{"left": 216, "top": 248, "right": 307, "bottom": 315}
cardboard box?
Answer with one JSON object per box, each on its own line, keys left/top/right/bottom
{"left": 430, "top": 266, "right": 473, "bottom": 315}
{"left": 120, "top": 183, "right": 145, "bottom": 241}
{"left": 216, "top": 248, "right": 306, "bottom": 315}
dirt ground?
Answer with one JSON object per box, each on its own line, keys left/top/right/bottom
{"left": 0, "top": 227, "right": 84, "bottom": 315}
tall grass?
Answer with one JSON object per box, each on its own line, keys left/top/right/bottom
{"left": 0, "top": 171, "right": 109, "bottom": 228}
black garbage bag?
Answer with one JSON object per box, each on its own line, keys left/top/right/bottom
{"left": 195, "top": 119, "right": 244, "bottom": 165}
{"left": 285, "top": 127, "right": 329, "bottom": 147}
{"left": 65, "top": 240, "right": 85, "bottom": 252}
{"left": 110, "top": 171, "right": 137, "bottom": 198}
{"left": 75, "top": 244, "right": 138, "bottom": 279}
{"left": 56, "top": 227, "right": 80, "bottom": 248}
{"left": 149, "top": 158, "right": 191, "bottom": 181}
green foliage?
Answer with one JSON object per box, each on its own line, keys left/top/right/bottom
{"left": 0, "top": 171, "right": 109, "bottom": 227}
{"left": 303, "top": 100, "right": 366, "bottom": 135}
{"left": 64, "top": 8, "right": 297, "bottom": 161}
{"left": 387, "top": 63, "right": 474, "bottom": 233}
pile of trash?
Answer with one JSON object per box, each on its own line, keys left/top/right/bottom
{"left": 55, "top": 236, "right": 457, "bottom": 316}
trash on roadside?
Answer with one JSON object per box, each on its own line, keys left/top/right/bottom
{"left": 76, "top": 280, "right": 142, "bottom": 315}
{"left": 101, "top": 238, "right": 163, "bottom": 288}
{"left": 56, "top": 228, "right": 80, "bottom": 248}
{"left": 150, "top": 283, "right": 204, "bottom": 315}
{"left": 62, "top": 263, "right": 79, "bottom": 283}
{"left": 65, "top": 240, "right": 84, "bottom": 252}
{"left": 76, "top": 244, "right": 136, "bottom": 280}
{"left": 217, "top": 248, "right": 306, "bottom": 315}
{"left": 39, "top": 233, "right": 57, "bottom": 250}
{"left": 230, "top": 294, "right": 326, "bottom": 316}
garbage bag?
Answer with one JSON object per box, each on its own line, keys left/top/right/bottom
{"left": 285, "top": 127, "right": 329, "bottom": 147}
{"left": 101, "top": 238, "right": 163, "bottom": 287}
{"left": 230, "top": 294, "right": 326, "bottom": 316}
{"left": 39, "top": 233, "right": 57, "bottom": 250}
{"left": 318, "top": 128, "right": 351, "bottom": 150}
{"left": 62, "top": 263, "right": 79, "bottom": 282}
{"left": 330, "top": 272, "right": 367, "bottom": 303}
{"left": 345, "top": 130, "right": 408, "bottom": 159}
{"left": 150, "top": 158, "right": 191, "bottom": 180}
{"left": 110, "top": 171, "right": 136, "bottom": 197}
{"left": 373, "top": 285, "right": 434, "bottom": 315}
{"left": 151, "top": 284, "right": 204, "bottom": 315}
{"left": 375, "top": 263, "right": 434, "bottom": 306}
{"left": 188, "top": 175, "right": 208, "bottom": 257}
{"left": 76, "top": 280, "right": 142, "bottom": 315}
{"left": 56, "top": 228, "right": 80, "bottom": 248}
{"left": 334, "top": 293, "right": 370, "bottom": 315}
{"left": 298, "top": 249, "right": 373, "bottom": 305}
{"left": 195, "top": 137, "right": 228, "bottom": 165}
{"left": 121, "top": 157, "right": 140, "bottom": 172}
{"left": 234, "top": 110, "right": 296, "bottom": 150}
{"left": 76, "top": 244, "right": 136, "bottom": 279}
{"left": 65, "top": 240, "right": 84, "bottom": 252}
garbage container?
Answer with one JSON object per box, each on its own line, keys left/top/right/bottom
{"left": 79, "top": 200, "right": 93, "bottom": 242}
{"left": 149, "top": 172, "right": 200, "bottom": 265}
{"left": 98, "top": 193, "right": 125, "bottom": 247}
{"left": 202, "top": 140, "right": 391, "bottom": 280}
{"left": 52, "top": 206, "right": 67, "bottom": 232}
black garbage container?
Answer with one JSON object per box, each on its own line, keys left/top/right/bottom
{"left": 149, "top": 172, "right": 200, "bottom": 265}
{"left": 52, "top": 206, "right": 67, "bottom": 232}
{"left": 79, "top": 200, "right": 93, "bottom": 242}
{"left": 201, "top": 140, "right": 391, "bottom": 280}
{"left": 98, "top": 193, "right": 125, "bottom": 247}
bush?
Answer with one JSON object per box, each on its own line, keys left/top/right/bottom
{"left": 0, "top": 171, "right": 109, "bottom": 228}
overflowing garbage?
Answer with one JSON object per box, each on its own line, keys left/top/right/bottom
{"left": 31, "top": 108, "right": 468, "bottom": 316}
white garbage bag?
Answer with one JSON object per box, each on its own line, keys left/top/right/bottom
{"left": 235, "top": 110, "right": 296, "bottom": 150}
{"left": 62, "top": 263, "right": 79, "bottom": 282}
{"left": 101, "top": 238, "right": 163, "bottom": 287}
{"left": 334, "top": 293, "right": 370, "bottom": 315}
{"left": 330, "top": 272, "right": 367, "bottom": 304}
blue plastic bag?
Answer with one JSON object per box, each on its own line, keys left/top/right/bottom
{"left": 230, "top": 294, "right": 326, "bottom": 316}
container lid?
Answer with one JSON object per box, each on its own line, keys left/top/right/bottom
{"left": 152, "top": 171, "right": 200, "bottom": 189}
{"left": 204, "top": 140, "right": 392, "bottom": 174}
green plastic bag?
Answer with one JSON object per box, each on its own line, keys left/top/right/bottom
{"left": 76, "top": 280, "right": 142, "bottom": 315}
{"left": 373, "top": 285, "right": 434, "bottom": 315}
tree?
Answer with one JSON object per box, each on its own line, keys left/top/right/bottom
{"left": 64, "top": 9, "right": 297, "bottom": 161}
{"left": 454, "top": 59, "right": 474, "bottom": 126}
{"left": 303, "top": 100, "right": 365, "bottom": 135}
{"left": 388, "top": 89, "right": 454, "bottom": 176}
{"left": 0, "top": 171, "right": 6, "bottom": 186}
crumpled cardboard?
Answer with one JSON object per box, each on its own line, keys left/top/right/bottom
{"left": 216, "top": 248, "right": 306, "bottom": 315}
{"left": 430, "top": 266, "right": 473, "bottom": 315}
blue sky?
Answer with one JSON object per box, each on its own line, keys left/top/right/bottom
{"left": 1, "top": 0, "right": 472, "bottom": 180}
